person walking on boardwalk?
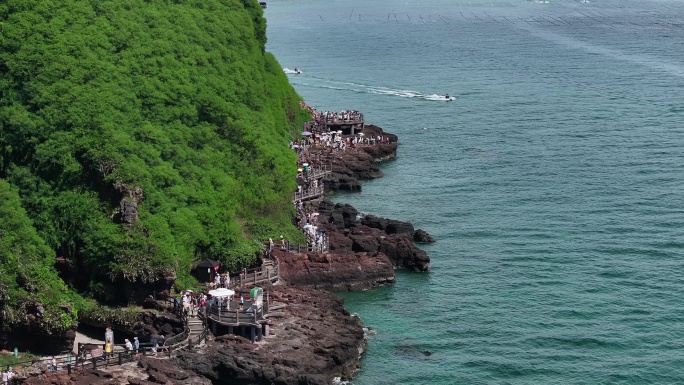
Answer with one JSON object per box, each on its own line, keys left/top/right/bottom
{"left": 134, "top": 337, "right": 140, "bottom": 354}
{"left": 105, "top": 326, "right": 114, "bottom": 346}
{"left": 150, "top": 336, "right": 158, "bottom": 355}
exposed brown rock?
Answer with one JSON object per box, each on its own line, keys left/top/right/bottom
{"left": 275, "top": 250, "right": 395, "bottom": 291}
{"left": 174, "top": 286, "right": 365, "bottom": 385}
{"left": 413, "top": 229, "right": 436, "bottom": 243}
{"left": 319, "top": 126, "right": 398, "bottom": 193}
{"left": 137, "top": 357, "right": 212, "bottom": 385}
{"left": 114, "top": 183, "right": 143, "bottom": 225}
{"left": 20, "top": 368, "right": 117, "bottom": 385}
{"left": 310, "top": 203, "right": 431, "bottom": 271}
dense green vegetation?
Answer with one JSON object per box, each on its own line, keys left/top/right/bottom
{"left": 0, "top": 0, "right": 310, "bottom": 333}
{"left": 0, "top": 179, "right": 84, "bottom": 332}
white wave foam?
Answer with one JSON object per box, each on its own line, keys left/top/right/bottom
{"left": 291, "top": 77, "right": 454, "bottom": 102}
{"left": 425, "top": 94, "right": 455, "bottom": 101}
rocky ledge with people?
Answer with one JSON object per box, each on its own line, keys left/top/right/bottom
{"left": 309, "top": 200, "right": 433, "bottom": 272}
{"left": 173, "top": 285, "right": 364, "bottom": 385}
{"left": 299, "top": 124, "right": 399, "bottom": 192}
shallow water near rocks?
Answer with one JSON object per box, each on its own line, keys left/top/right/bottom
{"left": 266, "top": 1, "right": 684, "bottom": 383}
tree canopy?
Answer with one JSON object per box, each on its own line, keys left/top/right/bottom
{"left": 0, "top": 179, "right": 82, "bottom": 332}
{"left": 0, "top": 0, "right": 309, "bottom": 325}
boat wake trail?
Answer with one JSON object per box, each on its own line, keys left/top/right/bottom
{"left": 291, "top": 76, "right": 454, "bottom": 101}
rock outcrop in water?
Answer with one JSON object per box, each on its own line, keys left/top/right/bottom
{"left": 309, "top": 200, "right": 431, "bottom": 271}
{"left": 319, "top": 125, "right": 398, "bottom": 192}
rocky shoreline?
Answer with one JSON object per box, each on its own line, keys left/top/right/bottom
{"left": 18, "top": 125, "right": 433, "bottom": 385}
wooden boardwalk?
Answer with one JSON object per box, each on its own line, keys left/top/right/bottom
{"left": 31, "top": 310, "right": 209, "bottom": 376}
{"left": 304, "top": 112, "right": 365, "bottom": 135}
{"left": 294, "top": 164, "right": 331, "bottom": 204}
{"left": 298, "top": 163, "right": 332, "bottom": 181}
{"left": 203, "top": 294, "right": 272, "bottom": 343}
{"left": 236, "top": 255, "right": 280, "bottom": 288}
{"left": 294, "top": 185, "right": 325, "bottom": 203}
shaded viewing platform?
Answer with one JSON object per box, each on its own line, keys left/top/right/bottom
{"left": 304, "top": 110, "right": 364, "bottom": 136}
{"left": 203, "top": 296, "right": 272, "bottom": 343}
{"left": 203, "top": 255, "right": 281, "bottom": 343}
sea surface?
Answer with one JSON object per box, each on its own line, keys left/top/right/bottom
{"left": 265, "top": 1, "right": 684, "bottom": 383}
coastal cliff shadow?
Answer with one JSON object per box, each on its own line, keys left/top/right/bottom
{"left": 76, "top": 323, "right": 134, "bottom": 345}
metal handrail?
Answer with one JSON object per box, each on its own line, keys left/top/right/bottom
{"left": 205, "top": 293, "right": 270, "bottom": 326}
{"left": 238, "top": 256, "right": 280, "bottom": 288}
{"left": 293, "top": 185, "right": 325, "bottom": 203}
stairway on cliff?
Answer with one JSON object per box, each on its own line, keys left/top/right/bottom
{"left": 262, "top": 259, "right": 276, "bottom": 277}
{"left": 187, "top": 317, "right": 207, "bottom": 347}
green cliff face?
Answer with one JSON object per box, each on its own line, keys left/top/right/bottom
{"left": 0, "top": 0, "right": 308, "bottom": 335}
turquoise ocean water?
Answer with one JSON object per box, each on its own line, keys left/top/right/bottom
{"left": 265, "top": 1, "right": 684, "bottom": 383}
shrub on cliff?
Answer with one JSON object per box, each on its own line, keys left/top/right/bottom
{"left": 0, "top": 179, "right": 83, "bottom": 332}
{"left": 0, "top": 0, "right": 310, "bottom": 304}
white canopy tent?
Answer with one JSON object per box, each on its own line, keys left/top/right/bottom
{"left": 208, "top": 288, "right": 235, "bottom": 298}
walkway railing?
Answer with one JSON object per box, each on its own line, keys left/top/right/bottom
{"left": 323, "top": 115, "right": 364, "bottom": 126}
{"left": 69, "top": 335, "right": 186, "bottom": 373}
{"left": 59, "top": 296, "right": 207, "bottom": 375}
{"left": 204, "top": 293, "right": 270, "bottom": 326}
{"left": 294, "top": 185, "right": 325, "bottom": 203}
{"left": 282, "top": 240, "right": 328, "bottom": 253}
{"left": 297, "top": 164, "right": 332, "bottom": 181}
{"left": 237, "top": 256, "right": 279, "bottom": 288}
{"left": 303, "top": 114, "right": 365, "bottom": 134}
{"left": 153, "top": 293, "right": 209, "bottom": 350}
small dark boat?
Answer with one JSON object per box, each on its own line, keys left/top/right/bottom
{"left": 259, "top": 2, "right": 267, "bottom": 8}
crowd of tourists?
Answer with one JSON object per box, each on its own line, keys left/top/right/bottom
{"left": 211, "top": 273, "right": 231, "bottom": 290}
{"left": 288, "top": 106, "right": 381, "bottom": 253}
{"left": 313, "top": 110, "right": 363, "bottom": 124}
{"left": 175, "top": 278, "right": 260, "bottom": 317}
{"left": 302, "top": 109, "right": 362, "bottom": 134}
{"left": 175, "top": 289, "right": 210, "bottom": 318}
{"left": 293, "top": 130, "right": 389, "bottom": 155}
{"left": 206, "top": 292, "right": 256, "bottom": 313}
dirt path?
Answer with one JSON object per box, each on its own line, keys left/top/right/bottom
{"left": 72, "top": 331, "right": 103, "bottom": 353}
